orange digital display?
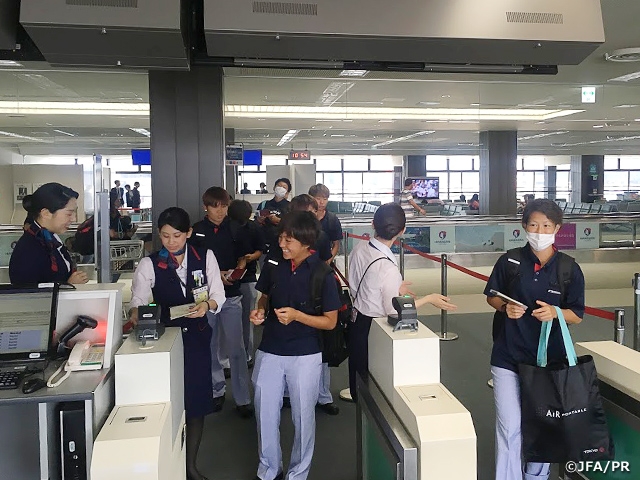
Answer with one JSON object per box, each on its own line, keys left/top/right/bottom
{"left": 288, "top": 150, "right": 311, "bottom": 160}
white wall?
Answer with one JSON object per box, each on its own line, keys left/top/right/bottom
{"left": 0, "top": 148, "right": 20, "bottom": 223}
{"left": 0, "top": 165, "right": 85, "bottom": 224}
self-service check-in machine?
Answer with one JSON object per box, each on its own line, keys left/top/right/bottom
{"left": 90, "top": 327, "right": 186, "bottom": 480}
{"left": 357, "top": 298, "right": 476, "bottom": 480}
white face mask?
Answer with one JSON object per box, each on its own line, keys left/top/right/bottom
{"left": 274, "top": 186, "right": 287, "bottom": 198}
{"left": 526, "top": 232, "right": 556, "bottom": 251}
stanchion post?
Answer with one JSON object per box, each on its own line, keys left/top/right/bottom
{"left": 634, "top": 273, "right": 640, "bottom": 351}
{"left": 343, "top": 231, "right": 349, "bottom": 280}
{"left": 614, "top": 308, "right": 625, "bottom": 345}
{"left": 436, "top": 253, "right": 458, "bottom": 341}
{"left": 399, "top": 239, "right": 405, "bottom": 280}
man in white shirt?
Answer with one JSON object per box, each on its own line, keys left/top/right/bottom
{"left": 344, "top": 203, "right": 456, "bottom": 402}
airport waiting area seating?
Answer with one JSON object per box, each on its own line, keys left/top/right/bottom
{"left": 556, "top": 201, "right": 615, "bottom": 214}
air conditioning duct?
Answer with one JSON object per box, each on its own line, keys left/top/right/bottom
{"left": 20, "top": 0, "right": 188, "bottom": 69}
{"left": 203, "top": 0, "right": 604, "bottom": 72}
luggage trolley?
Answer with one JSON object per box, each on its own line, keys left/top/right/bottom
{"left": 110, "top": 240, "right": 144, "bottom": 275}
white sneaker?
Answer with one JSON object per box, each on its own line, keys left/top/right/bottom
{"left": 339, "top": 388, "right": 354, "bottom": 402}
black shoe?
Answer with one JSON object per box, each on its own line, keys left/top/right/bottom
{"left": 317, "top": 402, "right": 340, "bottom": 415}
{"left": 236, "top": 404, "right": 255, "bottom": 418}
{"left": 212, "top": 395, "right": 225, "bottom": 412}
{"left": 253, "top": 472, "right": 283, "bottom": 480}
{"left": 247, "top": 357, "right": 255, "bottom": 369}
{"left": 224, "top": 367, "right": 231, "bottom": 379}
{"left": 281, "top": 397, "right": 291, "bottom": 408}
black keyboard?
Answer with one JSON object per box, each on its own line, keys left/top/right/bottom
{"left": 0, "top": 370, "right": 26, "bottom": 390}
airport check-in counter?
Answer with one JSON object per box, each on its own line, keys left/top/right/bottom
{"left": 569, "top": 341, "right": 640, "bottom": 480}
{"left": 91, "top": 327, "right": 186, "bottom": 480}
{"left": 357, "top": 318, "right": 476, "bottom": 480}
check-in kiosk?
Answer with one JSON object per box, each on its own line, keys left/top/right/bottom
{"left": 91, "top": 327, "right": 186, "bottom": 480}
{"left": 358, "top": 318, "right": 477, "bottom": 480}
{"left": 566, "top": 341, "right": 640, "bottom": 479}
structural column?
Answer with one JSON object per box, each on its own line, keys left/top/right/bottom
{"left": 149, "top": 66, "right": 225, "bottom": 239}
{"left": 406, "top": 155, "right": 426, "bottom": 177}
{"left": 479, "top": 131, "right": 517, "bottom": 215}
{"left": 544, "top": 166, "right": 557, "bottom": 201}
{"left": 570, "top": 155, "right": 604, "bottom": 203}
{"left": 225, "top": 127, "right": 237, "bottom": 197}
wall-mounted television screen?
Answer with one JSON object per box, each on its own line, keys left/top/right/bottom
{"left": 410, "top": 177, "right": 439, "bottom": 199}
{"left": 131, "top": 149, "right": 151, "bottom": 166}
{"left": 243, "top": 149, "right": 263, "bottom": 166}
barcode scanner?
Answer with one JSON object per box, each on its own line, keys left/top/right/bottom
{"left": 56, "top": 315, "right": 98, "bottom": 355}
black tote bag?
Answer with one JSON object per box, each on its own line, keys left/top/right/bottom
{"left": 519, "top": 306, "right": 614, "bottom": 463}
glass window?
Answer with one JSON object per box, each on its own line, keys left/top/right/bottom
{"left": 619, "top": 156, "right": 640, "bottom": 170}
{"left": 343, "top": 156, "right": 369, "bottom": 171}
{"left": 263, "top": 156, "right": 287, "bottom": 166}
{"left": 426, "top": 156, "right": 447, "bottom": 170}
{"left": 629, "top": 171, "right": 640, "bottom": 189}
{"left": 238, "top": 172, "right": 267, "bottom": 193}
{"left": 557, "top": 172, "right": 570, "bottom": 191}
{"left": 534, "top": 172, "right": 546, "bottom": 195}
{"left": 449, "top": 156, "right": 473, "bottom": 170}
{"left": 522, "top": 156, "right": 545, "bottom": 170}
{"left": 363, "top": 193, "right": 394, "bottom": 204}
{"left": 315, "top": 156, "right": 342, "bottom": 171}
{"left": 323, "top": 173, "right": 343, "bottom": 197}
{"left": 461, "top": 172, "right": 479, "bottom": 195}
{"left": 604, "top": 156, "right": 619, "bottom": 170}
{"left": 556, "top": 164, "right": 571, "bottom": 171}
{"left": 449, "top": 172, "right": 462, "bottom": 194}
{"left": 517, "top": 171, "right": 534, "bottom": 192}
{"left": 316, "top": 173, "right": 324, "bottom": 184}
{"left": 604, "top": 171, "right": 628, "bottom": 190}
{"left": 369, "top": 156, "right": 395, "bottom": 171}
{"left": 343, "top": 173, "right": 363, "bottom": 193}
{"left": 517, "top": 158, "right": 524, "bottom": 170}
{"left": 363, "top": 172, "right": 393, "bottom": 194}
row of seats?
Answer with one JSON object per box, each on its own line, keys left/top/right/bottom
{"left": 326, "top": 200, "right": 382, "bottom": 214}
{"left": 556, "top": 202, "right": 614, "bottom": 214}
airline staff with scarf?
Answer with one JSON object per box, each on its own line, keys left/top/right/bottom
{"left": 10, "top": 182, "right": 88, "bottom": 285}
{"left": 129, "top": 207, "right": 226, "bottom": 480}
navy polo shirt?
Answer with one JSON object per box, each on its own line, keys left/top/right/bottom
{"left": 484, "top": 245, "right": 585, "bottom": 373}
{"left": 266, "top": 230, "right": 332, "bottom": 263}
{"left": 320, "top": 211, "right": 343, "bottom": 243}
{"left": 190, "top": 217, "right": 242, "bottom": 298}
{"left": 255, "top": 252, "right": 341, "bottom": 356}
{"left": 235, "top": 221, "right": 265, "bottom": 283}
{"left": 257, "top": 198, "right": 290, "bottom": 248}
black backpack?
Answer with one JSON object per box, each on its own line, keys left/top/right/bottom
{"left": 491, "top": 247, "right": 575, "bottom": 340}
{"left": 310, "top": 262, "right": 352, "bottom": 367}
{"left": 73, "top": 216, "right": 95, "bottom": 255}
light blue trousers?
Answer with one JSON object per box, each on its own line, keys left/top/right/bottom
{"left": 253, "top": 350, "right": 322, "bottom": 480}
{"left": 239, "top": 281, "right": 257, "bottom": 360}
{"left": 209, "top": 296, "right": 251, "bottom": 406}
{"left": 492, "top": 366, "right": 550, "bottom": 480}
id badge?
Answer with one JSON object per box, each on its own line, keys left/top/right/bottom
{"left": 192, "top": 286, "right": 208, "bottom": 305}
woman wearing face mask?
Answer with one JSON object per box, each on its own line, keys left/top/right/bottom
{"left": 256, "top": 178, "right": 291, "bottom": 257}
{"left": 484, "top": 198, "right": 585, "bottom": 480}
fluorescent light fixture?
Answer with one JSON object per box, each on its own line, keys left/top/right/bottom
{"left": 129, "top": 128, "right": 151, "bottom": 137}
{"left": 372, "top": 130, "right": 435, "bottom": 148}
{"left": 53, "top": 129, "right": 75, "bottom": 137}
{"left": 518, "top": 131, "right": 569, "bottom": 141}
{"left": 317, "top": 82, "right": 355, "bottom": 106}
{"left": 0, "top": 101, "right": 149, "bottom": 116}
{"left": 225, "top": 105, "right": 584, "bottom": 122}
{"left": 0, "top": 60, "right": 22, "bottom": 67}
{"left": 339, "top": 70, "right": 368, "bottom": 77}
{"left": 608, "top": 71, "right": 640, "bottom": 83}
{"left": 614, "top": 104, "right": 640, "bottom": 109}
{"left": 277, "top": 129, "right": 299, "bottom": 147}
{"left": 555, "top": 135, "right": 640, "bottom": 147}
{"left": 0, "top": 130, "right": 51, "bottom": 142}
{"left": 593, "top": 125, "right": 605, "bottom": 128}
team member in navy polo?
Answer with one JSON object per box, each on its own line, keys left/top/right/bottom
{"left": 256, "top": 177, "right": 291, "bottom": 256}
{"left": 129, "top": 207, "right": 226, "bottom": 480}
{"left": 484, "top": 199, "right": 585, "bottom": 480}
{"left": 10, "top": 182, "right": 88, "bottom": 285}
{"left": 250, "top": 211, "right": 341, "bottom": 480}
{"left": 227, "top": 199, "right": 265, "bottom": 367}
{"left": 190, "top": 187, "right": 253, "bottom": 418}
{"left": 308, "top": 184, "right": 343, "bottom": 415}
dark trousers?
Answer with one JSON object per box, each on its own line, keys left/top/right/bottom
{"left": 347, "top": 311, "right": 373, "bottom": 402}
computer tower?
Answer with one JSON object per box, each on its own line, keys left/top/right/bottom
{"left": 59, "top": 402, "right": 87, "bottom": 480}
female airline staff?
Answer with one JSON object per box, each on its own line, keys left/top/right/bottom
{"left": 250, "top": 211, "right": 341, "bottom": 480}
{"left": 345, "top": 203, "right": 456, "bottom": 402}
{"left": 129, "top": 207, "right": 226, "bottom": 480}
{"left": 9, "top": 182, "right": 88, "bottom": 285}
{"left": 484, "top": 199, "right": 585, "bottom": 480}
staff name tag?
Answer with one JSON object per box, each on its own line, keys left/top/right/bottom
{"left": 192, "top": 286, "right": 208, "bottom": 304}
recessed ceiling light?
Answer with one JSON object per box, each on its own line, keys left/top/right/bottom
{"left": 378, "top": 120, "right": 395, "bottom": 123}
{"left": 518, "top": 131, "right": 569, "bottom": 141}
{"left": 129, "top": 128, "right": 150, "bottom": 137}
{"left": 593, "top": 125, "right": 605, "bottom": 128}
{"left": 339, "top": 70, "right": 368, "bottom": 77}
{"left": 441, "top": 95, "right": 451, "bottom": 98}
{"left": 53, "top": 129, "right": 75, "bottom": 137}
{"left": 470, "top": 103, "right": 480, "bottom": 107}
{"left": 614, "top": 104, "right": 640, "bottom": 109}
{"left": 417, "top": 101, "right": 440, "bottom": 106}
{"left": 372, "top": 130, "right": 435, "bottom": 148}
{"left": 277, "top": 129, "right": 299, "bottom": 147}
{"left": 604, "top": 48, "right": 640, "bottom": 62}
